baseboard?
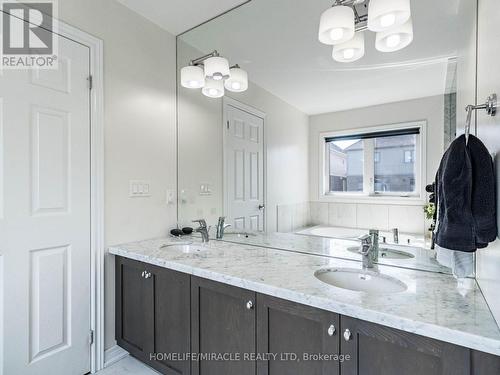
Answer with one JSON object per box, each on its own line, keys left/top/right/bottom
{"left": 104, "top": 344, "right": 129, "bottom": 368}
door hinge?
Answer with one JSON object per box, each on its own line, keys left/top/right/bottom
{"left": 89, "top": 330, "right": 94, "bottom": 345}
{"left": 88, "top": 75, "right": 93, "bottom": 90}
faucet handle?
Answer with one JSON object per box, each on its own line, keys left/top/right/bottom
{"left": 192, "top": 219, "right": 207, "bottom": 228}
{"left": 358, "top": 234, "right": 372, "bottom": 245}
{"left": 358, "top": 234, "right": 372, "bottom": 255}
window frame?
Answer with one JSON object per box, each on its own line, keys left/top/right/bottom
{"left": 319, "top": 121, "right": 427, "bottom": 204}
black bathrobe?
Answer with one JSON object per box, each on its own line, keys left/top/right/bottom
{"left": 434, "top": 134, "right": 497, "bottom": 252}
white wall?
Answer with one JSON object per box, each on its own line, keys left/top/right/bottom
{"left": 59, "top": 0, "right": 177, "bottom": 350}
{"left": 476, "top": 0, "right": 500, "bottom": 327}
{"left": 306, "top": 96, "right": 444, "bottom": 232}
{"left": 177, "top": 40, "right": 309, "bottom": 233}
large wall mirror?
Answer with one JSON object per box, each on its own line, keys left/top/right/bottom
{"left": 176, "top": 0, "right": 477, "bottom": 275}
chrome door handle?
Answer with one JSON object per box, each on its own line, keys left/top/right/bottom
{"left": 343, "top": 328, "right": 352, "bottom": 341}
{"left": 327, "top": 324, "right": 336, "bottom": 336}
{"left": 258, "top": 204, "right": 265, "bottom": 210}
{"left": 246, "top": 300, "right": 254, "bottom": 310}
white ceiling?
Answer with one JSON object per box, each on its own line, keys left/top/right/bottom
{"left": 178, "top": 0, "right": 470, "bottom": 115}
{"left": 116, "top": 0, "right": 249, "bottom": 35}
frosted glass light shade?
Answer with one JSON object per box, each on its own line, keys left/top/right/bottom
{"left": 224, "top": 67, "right": 248, "bottom": 92}
{"left": 180, "top": 65, "right": 205, "bottom": 88}
{"left": 204, "top": 56, "right": 230, "bottom": 81}
{"left": 202, "top": 78, "right": 224, "bottom": 98}
{"left": 368, "top": 0, "right": 411, "bottom": 32}
{"left": 318, "top": 6, "right": 355, "bottom": 45}
{"left": 332, "top": 32, "right": 365, "bottom": 62}
{"left": 375, "top": 18, "right": 413, "bottom": 52}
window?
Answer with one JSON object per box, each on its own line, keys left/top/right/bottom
{"left": 404, "top": 150, "right": 415, "bottom": 163}
{"left": 323, "top": 124, "right": 423, "bottom": 198}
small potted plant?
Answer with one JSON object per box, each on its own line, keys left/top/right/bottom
{"left": 423, "top": 203, "right": 436, "bottom": 248}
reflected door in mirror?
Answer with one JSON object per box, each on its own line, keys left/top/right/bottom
{"left": 224, "top": 102, "right": 264, "bottom": 231}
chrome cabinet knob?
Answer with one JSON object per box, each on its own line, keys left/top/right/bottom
{"left": 327, "top": 324, "right": 336, "bottom": 336}
{"left": 141, "top": 271, "right": 146, "bottom": 278}
{"left": 343, "top": 328, "right": 352, "bottom": 341}
{"left": 246, "top": 300, "right": 254, "bottom": 310}
{"left": 144, "top": 272, "right": 152, "bottom": 279}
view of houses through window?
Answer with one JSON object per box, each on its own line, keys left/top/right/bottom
{"left": 326, "top": 129, "right": 419, "bottom": 196}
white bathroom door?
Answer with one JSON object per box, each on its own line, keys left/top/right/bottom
{"left": 0, "top": 30, "right": 92, "bottom": 374}
{"left": 224, "top": 102, "right": 265, "bottom": 231}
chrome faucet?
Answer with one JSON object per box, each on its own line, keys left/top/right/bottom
{"left": 369, "top": 229, "right": 379, "bottom": 263}
{"left": 193, "top": 219, "right": 210, "bottom": 243}
{"left": 216, "top": 216, "right": 231, "bottom": 240}
{"left": 358, "top": 234, "right": 374, "bottom": 269}
{"left": 392, "top": 228, "right": 399, "bottom": 244}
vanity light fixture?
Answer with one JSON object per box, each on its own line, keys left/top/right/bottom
{"left": 180, "top": 50, "right": 248, "bottom": 98}
{"left": 224, "top": 65, "right": 248, "bottom": 92}
{"left": 367, "top": 0, "right": 411, "bottom": 32}
{"left": 202, "top": 78, "right": 225, "bottom": 98}
{"left": 204, "top": 55, "right": 230, "bottom": 81}
{"left": 318, "top": 0, "right": 413, "bottom": 63}
{"left": 180, "top": 65, "right": 205, "bottom": 89}
{"left": 318, "top": 5, "right": 355, "bottom": 45}
{"left": 375, "top": 18, "right": 413, "bottom": 52}
{"left": 332, "top": 31, "right": 365, "bottom": 62}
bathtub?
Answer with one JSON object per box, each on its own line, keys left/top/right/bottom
{"left": 295, "top": 225, "right": 427, "bottom": 248}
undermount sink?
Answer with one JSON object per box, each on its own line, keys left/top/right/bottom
{"left": 224, "top": 231, "right": 257, "bottom": 237}
{"left": 346, "top": 246, "right": 415, "bottom": 260}
{"left": 160, "top": 242, "right": 205, "bottom": 253}
{"left": 314, "top": 268, "right": 408, "bottom": 294}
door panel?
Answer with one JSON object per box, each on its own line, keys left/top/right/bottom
{"left": 191, "top": 276, "right": 256, "bottom": 375}
{"left": 340, "top": 316, "right": 470, "bottom": 375}
{"left": 149, "top": 264, "right": 190, "bottom": 375}
{"left": 224, "top": 102, "right": 265, "bottom": 231}
{"left": 257, "top": 294, "right": 340, "bottom": 375}
{"left": 115, "top": 257, "right": 154, "bottom": 356}
{"left": 0, "top": 30, "right": 91, "bottom": 374}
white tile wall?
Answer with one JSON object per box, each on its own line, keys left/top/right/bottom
{"left": 388, "top": 205, "right": 425, "bottom": 234}
{"left": 310, "top": 201, "right": 328, "bottom": 225}
{"left": 356, "top": 204, "right": 389, "bottom": 231}
{"left": 293, "top": 202, "right": 310, "bottom": 229}
{"left": 277, "top": 204, "right": 293, "bottom": 233}
{"left": 276, "top": 201, "right": 426, "bottom": 235}
{"left": 328, "top": 203, "right": 357, "bottom": 228}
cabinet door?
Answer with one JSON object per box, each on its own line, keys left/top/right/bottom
{"left": 471, "top": 350, "right": 500, "bottom": 375}
{"left": 257, "top": 294, "right": 340, "bottom": 375}
{"left": 115, "top": 256, "right": 154, "bottom": 359}
{"left": 146, "top": 264, "right": 191, "bottom": 375}
{"left": 340, "top": 316, "right": 470, "bottom": 375}
{"left": 191, "top": 276, "right": 256, "bottom": 375}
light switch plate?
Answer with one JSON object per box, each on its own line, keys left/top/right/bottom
{"left": 166, "top": 189, "right": 175, "bottom": 204}
{"left": 129, "top": 180, "right": 151, "bottom": 197}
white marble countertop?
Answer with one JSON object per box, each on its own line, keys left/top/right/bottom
{"left": 109, "top": 237, "right": 500, "bottom": 356}
{"left": 218, "top": 229, "right": 451, "bottom": 274}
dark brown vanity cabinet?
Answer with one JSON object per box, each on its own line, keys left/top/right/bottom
{"left": 116, "top": 258, "right": 500, "bottom": 375}
{"left": 190, "top": 276, "right": 257, "bottom": 375}
{"left": 340, "top": 316, "right": 471, "bottom": 375}
{"left": 256, "top": 294, "right": 340, "bottom": 375}
{"left": 115, "top": 256, "right": 190, "bottom": 375}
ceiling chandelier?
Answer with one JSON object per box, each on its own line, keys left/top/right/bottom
{"left": 180, "top": 50, "right": 248, "bottom": 98}
{"left": 318, "top": 0, "right": 413, "bottom": 63}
